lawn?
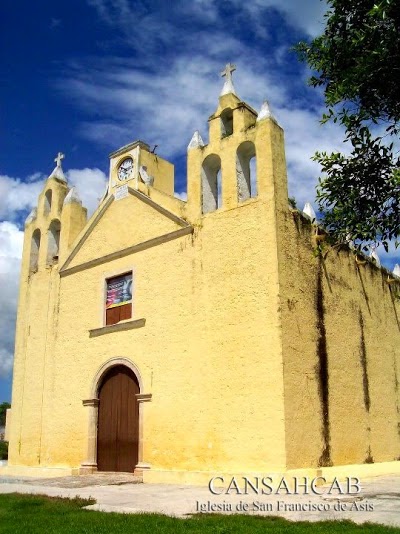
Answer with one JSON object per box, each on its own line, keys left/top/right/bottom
{"left": 0, "top": 494, "right": 399, "bottom": 534}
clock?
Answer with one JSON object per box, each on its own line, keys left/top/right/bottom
{"left": 117, "top": 157, "right": 134, "bottom": 181}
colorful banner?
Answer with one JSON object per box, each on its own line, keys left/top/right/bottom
{"left": 106, "top": 274, "right": 132, "bottom": 309}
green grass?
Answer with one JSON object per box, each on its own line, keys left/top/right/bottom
{"left": 0, "top": 494, "right": 399, "bottom": 534}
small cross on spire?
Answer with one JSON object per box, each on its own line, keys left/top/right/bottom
{"left": 221, "top": 63, "right": 236, "bottom": 82}
{"left": 49, "top": 151, "right": 67, "bottom": 182}
{"left": 54, "top": 152, "right": 65, "bottom": 167}
{"left": 220, "top": 63, "right": 237, "bottom": 97}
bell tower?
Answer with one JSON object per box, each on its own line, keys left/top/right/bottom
{"left": 9, "top": 153, "right": 87, "bottom": 467}
{"left": 23, "top": 152, "right": 69, "bottom": 274}
{"left": 186, "top": 63, "right": 288, "bottom": 221}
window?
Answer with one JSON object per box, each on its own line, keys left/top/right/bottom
{"left": 105, "top": 273, "right": 133, "bottom": 326}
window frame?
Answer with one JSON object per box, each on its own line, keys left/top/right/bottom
{"left": 103, "top": 270, "right": 134, "bottom": 327}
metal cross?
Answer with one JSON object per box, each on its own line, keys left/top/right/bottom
{"left": 221, "top": 63, "right": 236, "bottom": 82}
{"left": 54, "top": 152, "right": 65, "bottom": 167}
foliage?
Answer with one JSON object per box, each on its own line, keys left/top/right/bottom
{"left": 0, "top": 440, "right": 8, "bottom": 460}
{"left": 0, "top": 402, "right": 10, "bottom": 427}
{"left": 296, "top": 0, "right": 400, "bottom": 251}
{"left": 0, "top": 494, "right": 399, "bottom": 534}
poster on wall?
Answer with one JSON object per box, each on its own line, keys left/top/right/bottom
{"left": 106, "top": 273, "right": 132, "bottom": 309}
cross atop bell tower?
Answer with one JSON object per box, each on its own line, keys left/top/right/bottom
{"left": 220, "top": 63, "right": 237, "bottom": 96}
{"left": 54, "top": 152, "right": 65, "bottom": 167}
{"left": 49, "top": 151, "right": 67, "bottom": 183}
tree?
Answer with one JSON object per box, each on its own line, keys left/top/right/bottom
{"left": 296, "top": 0, "right": 400, "bottom": 252}
{"left": 0, "top": 402, "right": 11, "bottom": 427}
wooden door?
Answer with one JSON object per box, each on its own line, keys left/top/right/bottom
{"left": 97, "top": 365, "right": 139, "bottom": 472}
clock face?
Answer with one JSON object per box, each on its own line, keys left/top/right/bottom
{"left": 117, "top": 157, "right": 134, "bottom": 181}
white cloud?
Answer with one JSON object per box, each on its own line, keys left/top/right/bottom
{"left": 276, "top": 106, "right": 346, "bottom": 207}
{"left": 180, "top": 0, "right": 219, "bottom": 22}
{"left": 238, "top": 0, "right": 328, "bottom": 37}
{"left": 0, "top": 167, "right": 107, "bottom": 223}
{"left": 0, "top": 349, "right": 13, "bottom": 379}
{"left": 0, "top": 173, "right": 44, "bottom": 221}
{"left": 66, "top": 168, "right": 108, "bottom": 216}
{"left": 0, "top": 222, "right": 24, "bottom": 378}
{"left": 87, "top": 0, "right": 328, "bottom": 39}
{"left": 69, "top": 1, "right": 330, "bottom": 177}
{"left": 75, "top": 0, "right": 331, "bottom": 183}
{"left": 60, "top": 52, "right": 286, "bottom": 160}
{"left": 59, "top": 53, "right": 335, "bottom": 212}
{"left": 0, "top": 221, "right": 24, "bottom": 266}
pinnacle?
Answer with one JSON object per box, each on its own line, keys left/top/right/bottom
{"left": 187, "top": 131, "right": 205, "bottom": 150}
{"left": 63, "top": 187, "right": 82, "bottom": 205}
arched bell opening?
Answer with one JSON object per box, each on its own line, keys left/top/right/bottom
{"left": 30, "top": 229, "right": 41, "bottom": 272}
{"left": 202, "top": 153, "right": 222, "bottom": 214}
{"left": 236, "top": 141, "right": 257, "bottom": 201}
{"left": 44, "top": 189, "right": 52, "bottom": 215}
{"left": 47, "top": 219, "right": 61, "bottom": 264}
{"left": 220, "top": 107, "right": 233, "bottom": 137}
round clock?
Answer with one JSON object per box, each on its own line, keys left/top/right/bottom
{"left": 117, "top": 157, "right": 134, "bottom": 180}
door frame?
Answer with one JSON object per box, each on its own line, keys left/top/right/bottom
{"left": 80, "top": 357, "right": 152, "bottom": 474}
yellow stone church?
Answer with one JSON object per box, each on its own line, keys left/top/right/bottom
{"left": 4, "top": 66, "right": 400, "bottom": 484}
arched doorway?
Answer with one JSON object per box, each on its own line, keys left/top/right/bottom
{"left": 97, "top": 365, "right": 139, "bottom": 472}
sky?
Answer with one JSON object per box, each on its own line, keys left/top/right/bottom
{"left": 0, "top": 0, "right": 398, "bottom": 403}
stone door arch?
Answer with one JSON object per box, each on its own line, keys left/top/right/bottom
{"left": 81, "top": 358, "right": 151, "bottom": 474}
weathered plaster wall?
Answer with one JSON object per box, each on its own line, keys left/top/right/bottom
{"left": 279, "top": 211, "right": 400, "bottom": 470}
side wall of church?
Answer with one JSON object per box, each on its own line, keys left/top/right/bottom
{"left": 279, "top": 210, "right": 400, "bottom": 470}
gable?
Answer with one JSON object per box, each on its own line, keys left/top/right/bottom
{"left": 61, "top": 189, "right": 191, "bottom": 274}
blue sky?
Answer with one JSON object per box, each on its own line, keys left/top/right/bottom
{"left": 0, "top": 0, "right": 398, "bottom": 402}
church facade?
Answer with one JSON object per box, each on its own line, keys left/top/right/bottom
{"left": 4, "top": 68, "right": 400, "bottom": 484}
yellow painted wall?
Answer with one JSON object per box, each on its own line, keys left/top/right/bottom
{"left": 7, "top": 90, "right": 400, "bottom": 483}
{"left": 140, "top": 150, "right": 174, "bottom": 196}
{"left": 46, "top": 198, "right": 286, "bottom": 474}
{"left": 66, "top": 195, "right": 182, "bottom": 269}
